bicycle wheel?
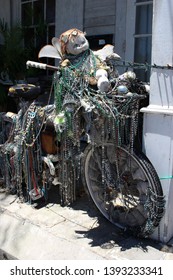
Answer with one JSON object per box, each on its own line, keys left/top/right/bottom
{"left": 82, "top": 143, "right": 165, "bottom": 237}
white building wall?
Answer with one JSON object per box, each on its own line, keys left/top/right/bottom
{"left": 150, "top": 0, "right": 173, "bottom": 107}
{"left": 141, "top": 0, "right": 173, "bottom": 243}
{"left": 55, "top": 0, "right": 84, "bottom": 37}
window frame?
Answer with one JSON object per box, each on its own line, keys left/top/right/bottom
{"left": 21, "top": 0, "right": 55, "bottom": 47}
{"left": 125, "top": 0, "right": 153, "bottom": 82}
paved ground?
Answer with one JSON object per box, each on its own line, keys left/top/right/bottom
{"left": 0, "top": 186, "right": 173, "bottom": 260}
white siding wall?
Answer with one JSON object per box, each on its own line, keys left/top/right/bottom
{"left": 56, "top": 0, "right": 84, "bottom": 37}
{"left": 84, "top": 0, "right": 116, "bottom": 36}
{"left": 142, "top": 0, "right": 173, "bottom": 243}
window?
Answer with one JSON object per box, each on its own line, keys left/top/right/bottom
{"left": 21, "top": 0, "right": 55, "bottom": 59}
{"left": 134, "top": 0, "right": 153, "bottom": 81}
{"left": 86, "top": 34, "right": 113, "bottom": 51}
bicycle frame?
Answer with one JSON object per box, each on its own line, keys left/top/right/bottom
{"left": 0, "top": 60, "right": 165, "bottom": 237}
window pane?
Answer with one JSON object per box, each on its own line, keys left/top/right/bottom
{"left": 86, "top": 34, "right": 113, "bottom": 51}
{"left": 134, "top": 36, "right": 152, "bottom": 81}
{"left": 33, "top": 0, "right": 44, "bottom": 25}
{"left": 21, "top": 3, "right": 32, "bottom": 26}
{"left": 23, "top": 27, "right": 35, "bottom": 48}
{"left": 46, "top": 0, "right": 55, "bottom": 23}
{"left": 48, "top": 25, "right": 55, "bottom": 42}
{"left": 135, "top": 37, "right": 152, "bottom": 63}
{"left": 135, "top": 5, "right": 153, "bottom": 34}
{"left": 36, "top": 32, "right": 47, "bottom": 49}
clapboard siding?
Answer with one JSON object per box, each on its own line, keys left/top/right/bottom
{"left": 85, "top": 6, "right": 115, "bottom": 18}
{"left": 84, "top": 0, "right": 115, "bottom": 35}
{"left": 56, "top": 0, "right": 84, "bottom": 36}
{"left": 84, "top": 25, "right": 115, "bottom": 36}
{"left": 85, "top": 15, "right": 115, "bottom": 28}
{"left": 85, "top": 0, "right": 115, "bottom": 9}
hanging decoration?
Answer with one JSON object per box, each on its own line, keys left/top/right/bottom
{"left": 0, "top": 28, "right": 165, "bottom": 238}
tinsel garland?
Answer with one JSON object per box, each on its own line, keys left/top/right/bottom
{"left": 52, "top": 51, "right": 144, "bottom": 206}
{"left": 0, "top": 49, "right": 165, "bottom": 238}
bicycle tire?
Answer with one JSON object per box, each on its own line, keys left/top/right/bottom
{"left": 81, "top": 143, "right": 165, "bottom": 237}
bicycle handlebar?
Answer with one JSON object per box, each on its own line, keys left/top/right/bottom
{"left": 26, "top": 61, "right": 147, "bottom": 100}
{"left": 26, "top": 60, "right": 59, "bottom": 71}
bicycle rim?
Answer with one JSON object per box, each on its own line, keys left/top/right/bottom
{"left": 82, "top": 144, "right": 165, "bottom": 237}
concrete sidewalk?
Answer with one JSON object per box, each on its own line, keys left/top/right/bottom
{"left": 0, "top": 187, "right": 173, "bottom": 260}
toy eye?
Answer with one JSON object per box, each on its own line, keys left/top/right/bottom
{"left": 61, "top": 35, "right": 68, "bottom": 43}
{"left": 72, "top": 30, "right": 78, "bottom": 36}
{"left": 74, "top": 44, "right": 79, "bottom": 48}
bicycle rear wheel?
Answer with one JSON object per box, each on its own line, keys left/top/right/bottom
{"left": 82, "top": 144, "right": 165, "bottom": 237}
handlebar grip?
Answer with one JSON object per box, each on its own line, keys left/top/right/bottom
{"left": 26, "top": 60, "right": 59, "bottom": 71}
{"left": 26, "top": 60, "right": 47, "bottom": 70}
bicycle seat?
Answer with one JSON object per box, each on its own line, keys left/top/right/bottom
{"left": 8, "top": 84, "right": 41, "bottom": 101}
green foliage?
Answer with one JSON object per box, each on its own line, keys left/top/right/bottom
{"left": 0, "top": 16, "right": 48, "bottom": 106}
{"left": 0, "top": 18, "right": 29, "bottom": 82}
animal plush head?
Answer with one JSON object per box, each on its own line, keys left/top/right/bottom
{"left": 38, "top": 28, "right": 121, "bottom": 92}
{"left": 59, "top": 28, "right": 89, "bottom": 56}
{"left": 39, "top": 28, "right": 120, "bottom": 63}
{"left": 38, "top": 28, "right": 89, "bottom": 60}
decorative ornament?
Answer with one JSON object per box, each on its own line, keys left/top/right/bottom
{"left": 117, "top": 85, "right": 128, "bottom": 94}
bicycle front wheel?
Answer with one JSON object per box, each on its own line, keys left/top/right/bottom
{"left": 82, "top": 144, "right": 165, "bottom": 237}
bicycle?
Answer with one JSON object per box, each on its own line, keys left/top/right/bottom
{"left": 0, "top": 60, "right": 165, "bottom": 238}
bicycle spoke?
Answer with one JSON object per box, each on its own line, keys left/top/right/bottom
{"left": 83, "top": 144, "right": 164, "bottom": 237}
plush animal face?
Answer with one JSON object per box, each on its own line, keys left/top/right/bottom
{"left": 60, "top": 29, "right": 89, "bottom": 56}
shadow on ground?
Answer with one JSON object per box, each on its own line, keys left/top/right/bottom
{"left": 70, "top": 193, "right": 170, "bottom": 254}
{"left": 1, "top": 184, "right": 173, "bottom": 255}
{"left": 45, "top": 186, "right": 173, "bottom": 254}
